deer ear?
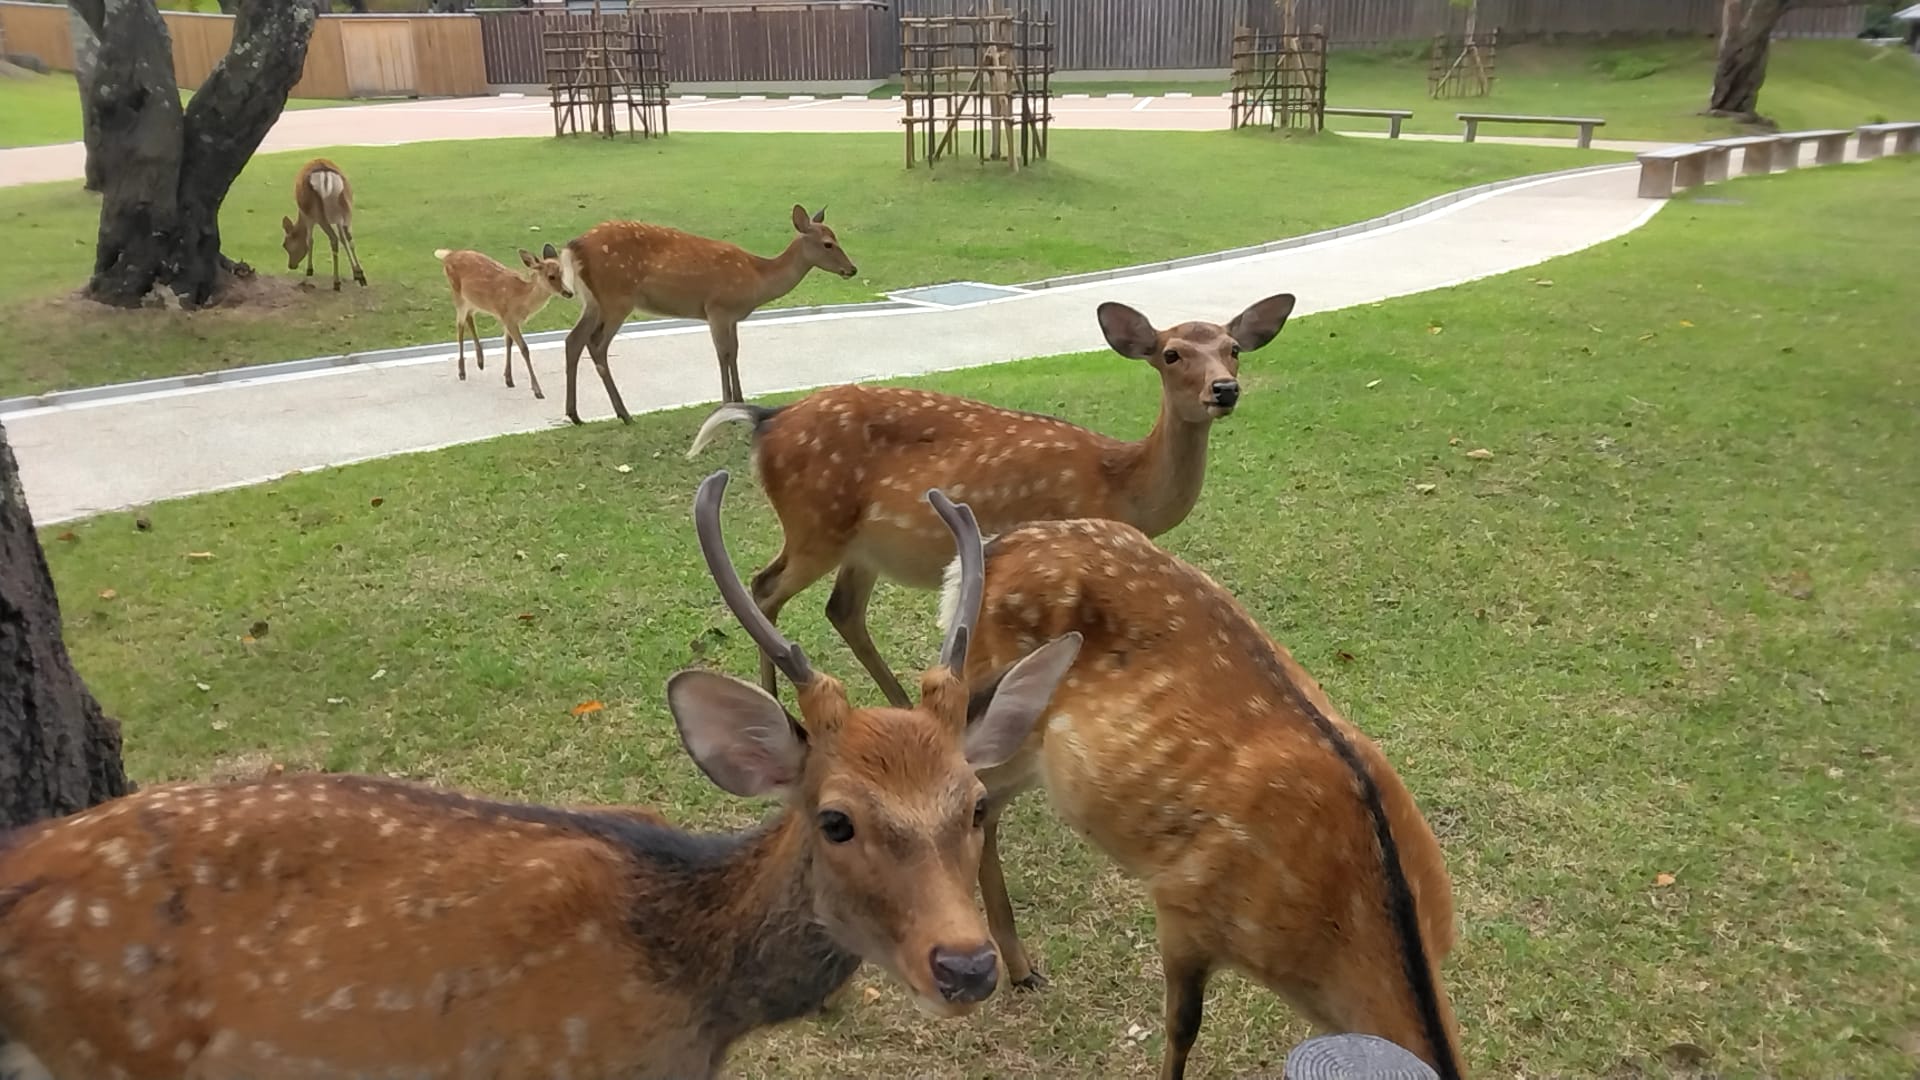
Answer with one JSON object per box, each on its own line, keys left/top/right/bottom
{"left": 811, "top": 205, "right": 827, "bottom": 224}
{"left": 667, "top": 671, "right": 806, "bottom": 797}
{"left": 1227, "top": 293, "right": 1297, "bottom": 353}
{"left": 518, "top": 248, "right": 538, "bottom": 267}
{"left": 963, "top": 633, "right": 1081, "bottom": 769}
{"left": 281, "top": 215, "right": 294, "bottom": 231}
{"left": 1097, "top": 302, "right": 1159, "bottom": 360}
{"left": 542, "top": 242, "right": 559, "bottom": 259}
{"left": 791, "top": 204, "right": 812, "bottom": 232}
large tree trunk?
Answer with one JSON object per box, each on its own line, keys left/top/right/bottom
{"left": 1709, "top": 0, "right": 1855, "bottom": 122}
{"left": 68, "top": 5, "right": 107, "bottom": 193}
{"left": 0, "top": 423, "right": 131, "bottom": 832}
{"left": 68, "top": 0, "right": 316, "bottom": 309}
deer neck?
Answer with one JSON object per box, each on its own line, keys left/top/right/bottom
{"left": 1111, "top": 397, "right": 1214, "bottom": 537}
{"left": 749, "top": 239, "right": 815, "bottom": 309}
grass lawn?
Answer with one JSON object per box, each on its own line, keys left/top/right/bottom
{"left": 0, "top": 130, "right": 1608, "bottom": 399}
{"left": 1325, "top": 38, "right": 1920, "bottom": 142}
{"left": 37, "top": 157, "right": 1920, "bottom": 1076}
{"left": 0, "top": 69, "right": 366, "bottom": 149}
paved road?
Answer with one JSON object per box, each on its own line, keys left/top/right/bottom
{"left": 5, "top": 164, "right": 1666, "bottom": 524}
{"left": 0, "top": 93, "right": 1667, "bottom": 188}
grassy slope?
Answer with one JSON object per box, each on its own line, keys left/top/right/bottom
{"left": 0, "top": 131, "right": 1603, "bottom": 398}
{"left": 40, "top": 158, "right": 1920, "bottom": 1077}
{"left": 0, "top": 70, "right": 347, "bottom": 149}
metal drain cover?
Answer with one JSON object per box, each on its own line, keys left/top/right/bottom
{"left": 890, "top": 281, "right": 1027, "bottom": 307}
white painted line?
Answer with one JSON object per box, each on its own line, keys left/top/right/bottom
{"left": 667, "top": 98, "right": 729, "bottom": 109}
{"left": 776, "top": 99, "right": 841, "bottom": 111}
{"left": 1166, "top": 92, "right": 1192, "bottom": 99}
{"left": 739, "top": 94, "right": 768, "bottom": 101}
{"left": 787, "top": 95, "right": 817, "bottom": 102}
{"left": 1131, "top": 97, "right": 1155, "bottom": 112}
{"left": 1106, "top": 92, "right": 1134, "bottom": 99}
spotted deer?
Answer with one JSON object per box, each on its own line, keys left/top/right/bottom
{"left": 0, "top": 472, "right": 1082, "bottom": 1080}
{"left": 281, "top": 158, "right": 366, "bottom": 291}
{"left": 948, "top": 518, "right": 1464, "bottom": 1080}
{"left": 558, "top": 205, "right": 858, "bottom": 423}
{"left": 685, "top": 292, "right": 1296, "bottom": 708}
{"left": 434, "top": 244, "right": 575, "bottom": 400}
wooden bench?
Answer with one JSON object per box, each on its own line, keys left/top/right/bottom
{"left": 1325, "top": 106, "right": 1414, "bottom": 139}
{"left": 1636, "top": 144, "right": 1715, "bottom": 199}
{"left": 1702, "top": 134, "right": 1785, "bottom": 178}
{"left": 1775, "top": 128, "right": 1851, "bottom": 169}
{"left": 1458, "top": 112, "right": 1606, "bottom": 149}
{"left": 1857, "top": 120, "right": 1920, "bottom": 158}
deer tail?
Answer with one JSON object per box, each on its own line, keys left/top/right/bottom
{"left": 686, "top": 404, "right": 781, "bottom": 460}
{"left": 433, "top": 249, "right": 451, "bottom": 260}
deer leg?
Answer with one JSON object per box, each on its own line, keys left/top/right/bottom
{"left": 563, "top": 314, "right": 598, "bottom": 425}
{"left": 468, "top": 315, "right": 485, "bottom": 373}
{"left": 747, "top": 546, "right": 836, "bottom": 699}
{"left": 319, "top": 221, "right": 342, "bottom": 291}
{"left": 824, "top": 563, "right": 912, "bottom": 708}
{"left": 707, "top": 318, "right": 743, "bottom": 404}
{"left": 588, "top": 313, "right": 631, "bottom": 425}
{"left": 1155, "top": 919, "right": 1214, "bottom": 1080}
{"left": 979, "top": 801, "right": 1045, "bottom": 990}
{"left": 340, "top": 225, "right": 367, "bottom": 286}
{"left": 455, "top": 310, "right": 468, "bottom": 380}
{"left": 509, "top": 326, "right": 546, "bottom": 400}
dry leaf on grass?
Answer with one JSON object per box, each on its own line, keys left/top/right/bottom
{"left": 185, "top": 551, "right": 215, "bottom": 561}
{"left": 98, "top": 588, "right": 117, "bottom": 600}
{"left": 861, "top": 986, "right": 881, "bottom": 1004}
{"left": 1427, "top": 325, "right": 1443, "bottom": 335}
{"left": 326, "top": 696, "right": 347, "bottom": 706}
{"left": 1679, "top": 319, "right": 1695, "bottom": 328}
{"left": 571, "top": 700, "right": 606, "bottom": 717}
{"left": 1415, "top": 483, "right": 1437, "bottom": 495}
{"left": 516, "top": 612, "right": 536, "bottom": 622}
{"left": 209, "top": 719, "right": 229, "bottom": 731}
{"left": 615, "top": 464, "right": 634, "bottom": 474}
{"left": 1365, "top": 378, "right": 1382, "bottom": 389}
{"left": 195, "top": 681, "right": 212, "bottom": 692}
{"left": 1465, "top": 448, "right": 1495, "bottom": 460}
{"left": 370, "top": 497, "right": 385, "bottom": 507}
{"left": 55, "top": 531, "right": 77, "bottom": 543}
{"left": 370, "top": 668, "right": 387, "bottom": 681}
{"left": 1654, "top": 872, "right": 1677, "bottom": 887}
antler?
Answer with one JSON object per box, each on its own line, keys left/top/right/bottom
{"left": 695, "top": 470, "right": 814, "bottom": 686}
{"left": 926, "top": 488, "right": 984, "bottom": 673}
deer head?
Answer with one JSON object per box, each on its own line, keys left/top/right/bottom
{"left": 1097, "top": 293, "right": 1298, "bottom": 422}
{"left": 666, "top": 471, "right": 1080, "bottom": 1014}
{"left": 519, "top": 242, "right": 574, "bottom": 299}
{"left": 281, "top": 215, "right": 311, "bottom": 270}
{"left": 790, "top": 204, "right": 858, "bottom": 280}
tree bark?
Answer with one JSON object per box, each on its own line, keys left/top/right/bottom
{"left": 1709, "top": 0, "right": 1787, "bottom": 121}
{"left": 68, "top": 0, "right": 316, "bottom": 309}
{"left": 68, "top": 5, "right": 107, "bottom": 192}
{"left": 0, "top": 423, "right": 131, "bottom": 832}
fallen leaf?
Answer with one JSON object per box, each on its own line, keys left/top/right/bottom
{"left": 1427, "top": 325, "right": 1443, "bottom": 335}
{"left": 326, "top": 697, "right": 347, "bottom": 705}
{"left": 516, "top": 612, "right": 536, "bottom": 622}
{"left": 1826, "top": 766, "right": 1845, "bottom": 780}
{"left": 195, "top": 681, "right": 212, "bottom": 692}
{"left": 614, "top": 464, "right": 634, "bottom": 474}
{"left": 1336, "top": 650, "right": 1356, "bottom": 663}
{"left": 1123, "top": 1022, "right": 1152, "bottom": 1044}
{"left": 1464, "top": 448, "right": 1494, "bottom": 460}
{"left": 1637, "top": 332, "right": 1657, "bottom": 342}
{"left": 514, "top": 549, "right": 528, "bottom": 560}
{"left": 98, "top": 588, "right": 118, "bottom": 600}
{"left": 250, "top": 620, "right": 270, "bottom": 638}
{"left": 370, "top": 668, "right": 387, "bottom": 681}
{"left": 1533, "top": 278, "right": 1554, "bottom": 287}
{"left": 186, "top": 551, "right": 215, "bottom": 561}
{"left": 1654, "top": 872, "right": 1676, "bottom": 887}
{"left": 135, "top": 515, "right": 153, "bottom": 531}
{"left": 370, "top": 497, "right": 385, "bottom": 507}
{"left": 1364, "top": 378, "right": 1382, "bottom": 389}
{"left": 1679, "top": 319, "right": 1695, "bottom": 328}
{"left": 56, "top": 530, "right": 78, "bottom": 543}
{"left": 210, "top": 719, "right": 229, "bottom": 731}
{"left": 861, "top": 986, "right": 881, "bottom": 1004}
{"left": 1661, "top": 1042, "right": 1710, "bottom": 1068}
{"left": 1447, "top": 436, "right": 1461, "bottom": 446}
{"left": 240, "top": 635, "right": 257, "bottom": 645}
{"left": 266, "top": 762, "right": 285, "bottom": 777}
{"left": 1415, "top": 483, "right": 1437, "bottom": 495}
{"left": 571, "top": 700, "right": 605, "bottom": 717}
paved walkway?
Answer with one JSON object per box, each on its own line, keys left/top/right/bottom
{"left": 0, "top": 93, "right": 1667, "bottom": 188}
{"left": 5, "top": 164, "right": 1665, "bottom": 524}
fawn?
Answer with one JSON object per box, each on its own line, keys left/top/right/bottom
{"left": 434, "top": 244, "right": 575, "bottom": 400}
{"left": 281, "top": 158, "right": 366, "bottom": 291}
{"left": 948, "top": 518, "right": 1465, "bottom": 1080}
{"left": 557, "top": 204, "right": 858, "bottom": 422}
{"left": 686, "top": 292, "right": 1296, "bottom": 707}
{"left": 0, "top": 472, "right": 1082, "bottom": 1080}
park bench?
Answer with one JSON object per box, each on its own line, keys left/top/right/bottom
{"left": 1635, "top": 144, "right": 1715, "bottom": 199}
{"left": 1701, "top": 133, "right": 1785, "bottom": 179}
{"left": 1856, "top": 120, "right": 1920, "bottom": 158}
{"left": 1458, "top": 111, "right": 1606, "bottom": 149}
{"left": 1774, "top": 128, "right": 1851, "bottom": 169}
{"left": 1324, "top": 106, "right": 1414, "bottom": 139}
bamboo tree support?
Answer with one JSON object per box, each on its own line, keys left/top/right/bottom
{"left": 545, "top": 2, "right": 670, "bottom": 140}
{"left": 901, "top": 0, "right": 1053, "bottom": 170}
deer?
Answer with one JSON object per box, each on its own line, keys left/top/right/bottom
{"left": 945, "top": 516, "right": 1466, "bottom": 1080}
{"left": 434, "top": 244, "right": 575, "bottom": 400}
{"left": 0, "top": 471, "right": 1083, "bottom": 1080}
{"left": 557, "top": 204, "right": 859, "bottom": 424}
{"left": 281, "top": 157, "right": 367, "bottom": 292}
{"left": 684, "top": 291, "right": 1297, "bottom": 709}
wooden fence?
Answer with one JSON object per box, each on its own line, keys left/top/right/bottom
{"left": 0, "top": 1, "right": 488, "bottom": 98}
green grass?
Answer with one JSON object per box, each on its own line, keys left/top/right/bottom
{"left": 0, "top": 130, "right": 1609, "bottom": 398}
{"left": 0, "top": 69, "right": 363, "bottom": 149}
{"left": 39, "top": 158, "right": 1920, "bottom": 1077}
{"left": 1326, "top": 38, "right": 1920, "bottom": 141}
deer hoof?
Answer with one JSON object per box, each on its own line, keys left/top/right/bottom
{"left": 1010, "top": 970, "right": 1049, "bottom": 993}
{"left": 533, "top": 389, "right": 545, "bottom": 400}
{"left": 332, "top": 281, "right": 341, "bottom": 292}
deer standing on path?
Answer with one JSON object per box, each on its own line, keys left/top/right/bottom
{"left": 434, "top": 244, "right": 575, "bottom": 400}
{"left": 0, "top": 472, "right": 1082, "bottom": 1080}
{"left": 685, "top": 292, "right": 1296, "bottom": 707}
{"left": 951, "top": 518, "right": 1466, "bottom": 1080}
{"left": 282, "top": 157, "right": 366, "bottom": 291}
{"left": 557, "top": 205, "right": 858, "bottom": 424}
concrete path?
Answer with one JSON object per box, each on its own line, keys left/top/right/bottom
{"left": 4, "top": 163, "right": 1665, "bottom": 524}
{"left": 0, "top": 93, "right": 1663, "bottom": 188}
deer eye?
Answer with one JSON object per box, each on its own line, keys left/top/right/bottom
{"left": 1162, "top": 349, "right": 1181, "bottom": 364}
{"left": 972, "top": 796, "right": 988, "bottom": 829}
{"left": 823, "top": 241, "right": 836, "bottom": 249}
{"left": 1230, "top": 344, "right": 1241, "bottom": 358}
{"left": 818, "top": 810, "right": 855, "bottom": 844}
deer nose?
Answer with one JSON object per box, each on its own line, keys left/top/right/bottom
{"left": 930, "top": 943, "right": 999, "bottom": 1003}
{"left": 1210, "top": 379, "right": 1240, "bottom": 408}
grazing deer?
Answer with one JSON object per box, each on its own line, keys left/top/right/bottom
{"left": 0, "top": 472, "right": 1082, "bottom": 1080}
{"left": 281, "top": 157, "right": 366, "bottom": 291}
{"left": 434, "top": 244, "right": 575, "bottom": 400}
{"left": 949, "top": 518, "right": 1465, "bottom": 1080}
{"left": 685, "top": 292, "right": 1296, "bottom": 707}
{"left": 557, "top": 204, "right": 859, "bottom": 423}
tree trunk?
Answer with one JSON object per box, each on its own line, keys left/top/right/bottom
{"left": 68, "top": 5, "right": 107, "bottom": 193}
{"left": 0, "top": 423, "right": 132, "bottom": 832}
{"left": 1709, "top": 0, "right": 1788, "bottom": 121}
{"left": 68, "top": 0, "right": 316, "bottom": 309}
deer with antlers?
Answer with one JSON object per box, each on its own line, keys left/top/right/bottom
{"left": 557, "top": 205, "right": 858, "bottom": 424}
{"left": 947, "top": 517, "right": 1465, "bottom": 1080}
{"left": 282, "top": 158, "right": 367, "bottom": 292}
{"left": 0, "top": 472, "right": 1081, "bottom": 1080}
{"left": 686, "top": 292, "right": 1296, "bottom": 707}
{"left": 435, "top": 244, "right": 575, "bottom": 400}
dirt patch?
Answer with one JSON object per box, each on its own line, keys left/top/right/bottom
{"left": 33, "top": 271, "right": 342, "bottom": 323}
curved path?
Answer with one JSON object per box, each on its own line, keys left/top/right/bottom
{"left": 4, "top": 163, "right": 1662, "bottom": 524}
